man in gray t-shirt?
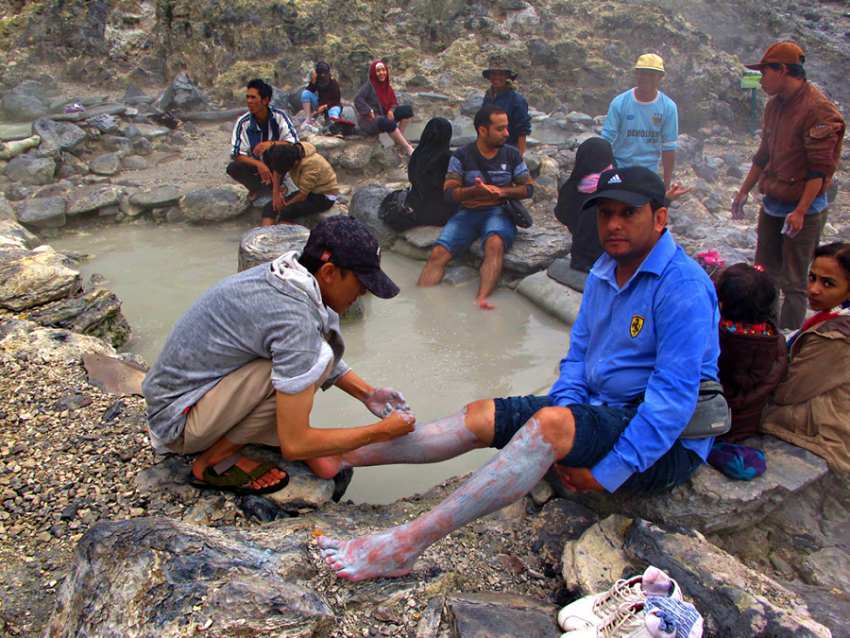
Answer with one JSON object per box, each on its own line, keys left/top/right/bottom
{"left": 142, "top": 217, "right": 414, "bottom": 494}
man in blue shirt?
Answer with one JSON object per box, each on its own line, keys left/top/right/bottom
{"left": 316, "top": 166, "right": 720, "bottom": 582}
{"left": 601, "top": 54, "right": 679, "bottom": 189}
{"left": 481, "top": 57, "right": 531, "bottom": 156}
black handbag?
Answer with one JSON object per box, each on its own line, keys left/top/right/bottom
{"left": 378, "top": 188, "right": 418, "bottom": 231}
{"left": 468, "top": 147, "right": 533, "bottom": 228}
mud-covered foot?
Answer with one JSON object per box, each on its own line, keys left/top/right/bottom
{"left": 317, "top": 528, "right": 421, "bottom": 581}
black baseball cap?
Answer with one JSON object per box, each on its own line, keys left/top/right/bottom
{"left": 302, "top": 216, "right": 399, "bottom": 299}
{"left": 582, "top": 166, "right": 669, "bottom": 210}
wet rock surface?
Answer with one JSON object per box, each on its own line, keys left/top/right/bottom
{"left": 237, "top": 224, "right": 310, "bottom": 272}
{"left": 179, "top": 185, "right": 248, "bottom": 223}
{"left": 559, "top": 436, "right": 830, "bottom": 535}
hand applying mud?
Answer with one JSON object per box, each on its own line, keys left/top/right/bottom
{"left": 364, "top": 387, "right": 411, "bottom": 419}
{"left": 379, "top": 410, "right": 415, "bottom": 441}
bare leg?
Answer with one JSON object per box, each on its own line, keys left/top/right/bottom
{"left": 418, "top": 245, "right": 453, "bottom": 287}
{"left": 302, "top": 101, "right": 313, "bottom": 120}
{"left": 341, "top": 400, "right": 494, "bottom": 468}
{"left": 389, "top": 127, "right": 414, "bottom": 156}
{"left": 318, "top": 407, "right": 575, "bottom": 581}
{"left": 476, "top": 234, "right": 505, "bottom": 310}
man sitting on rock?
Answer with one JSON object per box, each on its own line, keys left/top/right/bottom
{"left": 417, "top": 105, "right": 532, "bottom": 310}
{"left": 319, "top": 167, "right": 720, "bottom": 581}
{"left": 142, "top": 216, "right": 415, "bottom": 495}
{"left": 226, "top": 79, "right": 299, "bottom": 202}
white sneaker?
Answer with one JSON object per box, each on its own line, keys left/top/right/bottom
{"left": 561, "top": 598, "right": 703, "bottom": 638}
{"left": 558, "top": 567, "right": 682, "bottom": 632}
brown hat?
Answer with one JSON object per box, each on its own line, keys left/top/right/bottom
{"left": 482, "top": 55, "right": 517, "bottom": 80}
{"left": 744, "top": 41, "right": 806, "bottom": 70}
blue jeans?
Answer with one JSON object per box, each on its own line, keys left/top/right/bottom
{"left": 301, "top": 90, "right": 342, "bottom": 119}
{"left": 491, "top": 395, "right": 702, "bottom": 495}
{"left": 435, "top": 206, "right": 517, "bottom": 256}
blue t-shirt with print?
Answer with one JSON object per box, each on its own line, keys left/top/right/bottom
{"left": 601, "top": 89, "right": 678, "bottom": 173}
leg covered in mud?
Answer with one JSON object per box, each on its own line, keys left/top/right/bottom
{"left": 318, "top": 406, "right": 575, "bottom": 581}
{"left": 339, "top": 399, "right": 495, "bottom": 468}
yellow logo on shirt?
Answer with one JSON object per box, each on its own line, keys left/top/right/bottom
{"left": 630, "top": 315, "right": 645, "bottom": 338}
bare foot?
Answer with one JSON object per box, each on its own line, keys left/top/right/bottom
{"left": 475, "top": 297, "right": 495, "bottom": 310}
{"left": 192, "top": 456, "right": 286, "bottom": 490}
{"left": 317, "top": 527, "right": 422, "bottom": 581}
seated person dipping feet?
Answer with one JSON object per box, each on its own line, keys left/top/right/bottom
{"left": 227, "top": 78, "right": 299, "bottom": 202}
{"left": 417, "top": 104, "right": 532, "bottom": 309}
{"left": 319, "top": 166, "right": 721, "bottom": 581}
{"left": 261, "top": 142, "right": 339, "bottom": 226}
{"left": 142, "top": 216, "right": 414, "bottom": 495}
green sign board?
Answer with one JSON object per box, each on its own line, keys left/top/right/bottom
{"left": 740, "top": 71, "right": 761, "bottom": 89}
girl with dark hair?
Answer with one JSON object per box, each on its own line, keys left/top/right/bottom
{"left": 761, "top": 242, "right": 850, "bottom": 471}
{"left": 715, "top": 263, "right": 787, "bottom": 441}
{"left": 261, "top": 142, "right": 339, "bottom": 226}
{"left": 405, "top": 117, "right": 456, "bottom": 227}
{"left": 354, "top": 60, "right": 414, "bottom": 155}
{"left": 553, "top": 137, "right": 614, "bottom": 272}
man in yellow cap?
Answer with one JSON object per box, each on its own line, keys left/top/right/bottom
{"left": 601, "top": 53, "right": 680, "bottom": 189}
{"left": 731, "top": 41, "right": 845, "bottom": 330}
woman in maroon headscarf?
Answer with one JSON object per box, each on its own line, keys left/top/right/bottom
{"left": 354, "top": 60, "right": 414, "bottom": 155}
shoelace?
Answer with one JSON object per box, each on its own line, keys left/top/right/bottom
{"left": 598, "top": 602, "right": 646, "bottom": 638}
{"left": 592, "top": 577, "right": 643, "bottom": 615}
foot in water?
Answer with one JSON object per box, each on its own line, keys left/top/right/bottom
{"left": 317, "top": 526, "right": 422, "bottom": 581}
{"left": 475, "top": 296, "right": 495, "bottom": 310}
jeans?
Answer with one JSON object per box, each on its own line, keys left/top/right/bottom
{"left": 301, "top": 90, "right": 342, "bottom": 119}
{"left": 435, "top": 206, "right": 517, "bottom": 255}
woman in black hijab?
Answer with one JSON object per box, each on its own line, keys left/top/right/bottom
{"left": 554, "top": 137, "right": 614, "bottom": 272}
{"left": 406, "top": 117, "right": 456, "bottom": 226}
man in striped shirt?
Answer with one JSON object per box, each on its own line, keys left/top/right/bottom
{"left": 226, "top": 79, "right": 299, "bottom": 201}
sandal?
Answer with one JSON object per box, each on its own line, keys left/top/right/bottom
{"left": 189, "top": 456, "right": 289, "bottom": 495}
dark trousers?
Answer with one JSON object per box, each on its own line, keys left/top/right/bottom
{"left": 226, "top": 160, "right": 264, "bottom": 194}
{"left": 755, "top": 207, "right": 827, "bottom": 330}
{"left": 262, "top": 192, "right": 335, "bottom": 222}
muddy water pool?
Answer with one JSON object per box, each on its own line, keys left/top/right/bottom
{"left": 54, "top": 221, "right": 569, "bottom": 503}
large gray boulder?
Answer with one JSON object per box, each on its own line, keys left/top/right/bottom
{"left": 67, "top": 185, "right": 123, "bottom": 216}
{"left": 156, "top": 71, "right": 209, "bottom": 113}
{"left": 129, "top": 185, "right": 182, "bottom": 210}
{"left": 89, "top": 153, "right": 121, "bottom": 176}
{"left": 16, "top": 196, "right": 67, "bottom": 229}
{"left": 348, "top": 184, "right": 396, "bottom": 248}
{"left": 0, "top": 219, "right": 39, "bottom": 248}
{"left": 32, "top": 118, "right": 87, "bottom": 154}
{"left": 445, "top": 593, "right": 560, "bottom": 637}
{"left": 0, "top": 245, "right": 80, "bottom": 311}
{"left": 556, "top": 436, "right": 829, "bottom": 535}
{"left": 4, "top": 154, "right": 56, "bottom": 185}
{"left": 1, "top": 92, "right": 47, "bottom": 121}
{"left": 0, "top": 122, "right": 36, "bottom": 142}
{"left": 25, "top": 288, "right": 131, "bottom": 348}
{"left": 179, "top": 185, "right": 248, "bottom": 223}
{"left": 470, "top": 224, "right": 570, "bottom": 276}
{"left": 237, "top": 224, "right": 310, "bottom": 272}
{"left": 45, "top": 518, "right": 336, "bottom": 637}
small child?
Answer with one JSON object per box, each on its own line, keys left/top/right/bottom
{"left": 715, "top": 263, "right": 787, "bottom": 443}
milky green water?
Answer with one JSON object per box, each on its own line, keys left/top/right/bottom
{"left": 53, "top": 221, "right": 568, "bottom": 504}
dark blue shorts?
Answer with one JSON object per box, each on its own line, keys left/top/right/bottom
{"left": 492, "top": 395, "right": 702, "bottom": 495}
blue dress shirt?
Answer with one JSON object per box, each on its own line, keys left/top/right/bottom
{"left": 549, "top": 230, "right": 720, "bottom": 492}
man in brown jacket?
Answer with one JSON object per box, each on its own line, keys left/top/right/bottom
{"left": 731, "top": 41, "right": 845, "bottom": 330}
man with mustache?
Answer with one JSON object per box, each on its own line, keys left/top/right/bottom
{"left": 319, "top": 166, "right": 721, "bottom": 582}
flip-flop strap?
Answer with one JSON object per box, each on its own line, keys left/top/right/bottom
{"left": 212, "top": 453, "right": 241, "bottom": 475}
